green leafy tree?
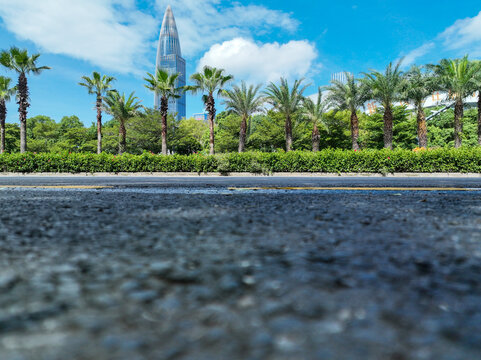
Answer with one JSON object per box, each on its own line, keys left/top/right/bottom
{"left": 0, "top": 47, "right": 50, "bottom": 153}
{"left": 426, "top": 107, "right": 479, "bottom": 148}
{"left": 362, "top": 59, "right": 404, "bottom": 150}
{"left": 5, "top": 123, "right": 19, "bottom": 152}
{"left": 52, "top": 127, "right": 95, "bottom": 153}
{"left": 59, "top": 115, "right": 83, "bottom": 132}
{"left": 53, "top": 116, "right": 94, "bottom": 153}
{"left": 214, "top": 112, "right": 242, "bottom": 153}
{"left": 79, "top": 72, "right": 116, "bottom": 153}
{"left": 127, "top": 108, "right": 163, "bottom": 154}
{"left": 98, "top": 119, "right": 119, "bottom": 154}
{"left": 103, "top": 91, "right": 142, "bottom": 155}
{"left": 0, "top": 76, "right": 16, "bottom": 153}
{"left": 360, "top": 106, "right": 415, "bottom": 149}
{"left": 292, "top": 116, "right": 314, "bottom": 151}
{"left": 144, "top": 69, "right": 184, "bottom": 154}
{"left": 187, "top": 66, "right": 233, "bottom": 155}
{"left": 321, "top": 110, "right": 354, "bottom": 150}
{"left": 172, "top": 117, "right": 208, "bottom": 154}
{"left": 247, "top": 112, "right": 286, "bottom": 151}
{"left": 326, "top": 73, "right": 369, "bottom": 150}
{"left": 264, "top": 78, "right": 309, "bottom": 151}
{"left": 27, "top": 115, "right": 59, "bottom": 152}
{"left": 247, "top": 111, "right": 311, "bottom": 151}
{"left": 302, "top": 87, "right": 328, "bottom": 152}
{"left": 400, "top": 65, "right": 435, "bottom": 148}
{"left": 222, "top": 81, "right": 264, "bottom": 152}
{"left": 126, "top": 111, "right": 206, "bottom": 155}
{"left": 429, "top": 56, "right": 478, "bottom": 148}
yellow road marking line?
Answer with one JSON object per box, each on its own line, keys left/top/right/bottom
{"left": 228, "top": 187, "right": 480, "bottom": 191}
{"left": 0, "top": 185, "right": 113, "bottom": 189}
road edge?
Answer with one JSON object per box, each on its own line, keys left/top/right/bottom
{"left": 1, "top": 172, "right": 481, "bottom": 177}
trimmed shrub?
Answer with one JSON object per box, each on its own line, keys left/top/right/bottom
{"left": 0, "top": 149, "right": 481, "bottom": 173}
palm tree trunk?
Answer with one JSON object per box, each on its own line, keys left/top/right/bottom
{"left": 0, "top": 99, "right": 6, "bottom": 154}
{"left": 383, "top": 106, "right": 393, "bottom": 150}
{"left": 17, "top": 72, "right": 29, "bottom": 153}
{"left": 350, "top": 111, "right": 360, "bottom": 150}
{"left": 312, "top": 123, "right": 320, "bottom": 152}
{"left": 206, "top": 95, "right": 216, "bottom": 155}
{"left": 417, "top": 104, "right": 428, "bottom": 148}
{"left": 454, "top": 99, "right": 463, "bottom": 148}
{"left": 118, "top": 120, "right": 127, "bottom": 155}
{"left": 477, "top": 91, "right": 481, "bottom": 146}
{"left": 160, "top": 97, "right": 168, "bottom": 155}
{"left": 238, "top": 115, "right": 248, "bottom": 153}
{"left": 285, "top": 115, "right": 293, "bottom": 152}
{"left": 96, "top": 95, "right": 102, "bottom": 154}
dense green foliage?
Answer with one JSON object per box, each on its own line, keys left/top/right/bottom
{"left": 3, "top": 105, "right": 480, "bottom": 156}
{"left": 2, "top": 46, "right": 481, "bottom": 161}
{"left": 0, "top": 149, "right": 481, "bottom": 173}
{"left": 427, "top": 107, "right": 479, "bottom": 147}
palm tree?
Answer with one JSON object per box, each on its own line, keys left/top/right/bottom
{"left": 144, "top": 69, "right": 184, "bottom": 155}
{"left": 362, "top": 59, "right": 404, "bottom": 150}
{"left": 79, "top": 72, "right": 116, "bottom": 154}
{"left": 264, "top": 78, "right": 309, "bottom": 152}
{"left": 0, "top": 47, "right": 50, "bottom": 153}
{"left": 468, "top": 60, "right": 481, "bottom": 146}
{"left": 103, "top": 91, "right": 142, "bottom": 155}
{"left": 222, "top": 81, "right": 264, "bottom": 152}
{"left": 0, "top": 76, "right": 16, "bottom": 153}
{"left": 429, "top": 56, "right": 478, "bottom": 148}
{"left": 302, "top": 87, "right": 328, "bottom": 152}
{"left": 400, "top": 65, "right": 436, "bottom": 148}
{"left": 187, "top": 66, "right": 233, "bottom": 155}
{"left": 326, "top": 73, "right": 369, "bottom": 150}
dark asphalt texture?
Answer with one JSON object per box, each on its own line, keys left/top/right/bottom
{"left": 0, "top": 177, "right": 481, "bottom": 360}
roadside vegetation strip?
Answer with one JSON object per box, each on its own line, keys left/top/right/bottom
{"left": 228, "top": 187, "right": 480, "bottom": 192}
{"left": 1, "top": 148, "right": 481, "bottom": 174}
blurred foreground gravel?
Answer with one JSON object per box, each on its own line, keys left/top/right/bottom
{"left": 0, "top": 178, "right": 481, "bottom": 359}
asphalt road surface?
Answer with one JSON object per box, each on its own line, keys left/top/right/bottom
{"left": 0, "top": 177, "right": 481, "bottom": 360}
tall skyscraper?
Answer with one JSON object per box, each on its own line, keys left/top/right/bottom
{"left": 154, "top": 5, "right": 186, "bottom": 120}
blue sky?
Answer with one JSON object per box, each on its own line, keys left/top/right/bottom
{"left": 0, "top": 0, "right": 481, "bottom": 126}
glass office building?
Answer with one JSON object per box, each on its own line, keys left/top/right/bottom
{"left": 154, "top": 6, "right": 186, "bottom": 120}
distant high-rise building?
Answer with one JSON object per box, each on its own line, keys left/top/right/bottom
{"left": 331, "top": 72, "right": 352, "bottom": 84}
{"left": 155, "top": 5, "right": 186, "bottom": 120}
{"left": 192, "top": 112, "right": 208, "bottom": 121}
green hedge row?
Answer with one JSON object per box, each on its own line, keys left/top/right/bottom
{"left": 1, "top": 149, "right": 481, "bottom": 173}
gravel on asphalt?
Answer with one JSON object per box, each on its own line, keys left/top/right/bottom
{"left": 0, "top": 178, "right": 480, "bottom": 359}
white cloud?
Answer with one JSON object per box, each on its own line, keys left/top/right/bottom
{"left": 155, "top": 0, "right": 299, "bottom": 57}
{"left": 401, "top": 42, "right": 435, "bottom": 67}
{"left": 401, "top": 11, "right": 481, "bottom": 64}
{"left": 197, "top": 37, "right": 318, "bottom": 84}
{"left": 0, "top": 0, "right": 157, "bottom": 74}
{"left": 440, "top": 11, "right": 481, "bottom": 55}
{"left": 0, "top": 0, "right": 302, "bottom": 74}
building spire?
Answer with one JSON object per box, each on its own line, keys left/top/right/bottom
{"left": 154, "top": 5, "right": 186, "bottom": 119}
{"left": 158, "top": 5, "right": 181, "bottom": 57}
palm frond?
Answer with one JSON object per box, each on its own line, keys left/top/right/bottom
{"left": 187, "top": 66, "right": 233, "bottom": 97}
{"left": 143, "top": 69, "right": 184, "bottom": 107}
{"left": 222, "top": 81, "right": 265, "bottom": 118}
{"left": 79, "top": 71, "right": 116, "bottom": 97}
{"left": 263, "top": 77, "right": 309, "bottom": 116}
{"left": 0, "top": 76, "right": 17, "bottom": 102}
{"left": 0, "top": 47, "right": 50, "bottom": 75}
